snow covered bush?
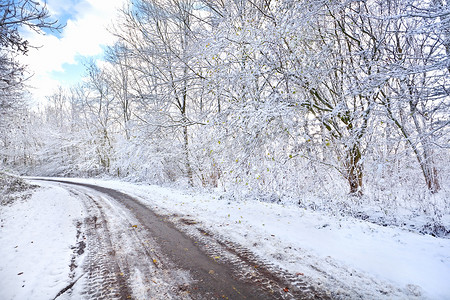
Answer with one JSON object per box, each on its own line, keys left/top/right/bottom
{"left": 0, "top": 172, "right": 37, "bottom": 206}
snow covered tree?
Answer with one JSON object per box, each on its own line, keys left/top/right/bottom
{"left": 0, "top": 0, "right": 60, "bottom": 96}
{"left": 0, "top": 0, "right": 60, "bottom": 169}
{"left": 203, "top": 0, "right": 377, "bottom": 195}
{"left": 363, "top": 0, "right": 450, "bottom": 193}
{"left": 111, "top": 0, "right": 211, "bottom": 186}
{"left": 105, "top": 43, "right": 135, "bottom": 140}
{"left": 81, "top": 62, "right": 117, "bottom": 173}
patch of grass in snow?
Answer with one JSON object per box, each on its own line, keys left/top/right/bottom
{"left": 0, "top": 172, "right": 38, "bottom": 206}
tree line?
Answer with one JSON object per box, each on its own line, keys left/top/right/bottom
{"left": 1, "top": 0, "right": 449, "bottom": 202}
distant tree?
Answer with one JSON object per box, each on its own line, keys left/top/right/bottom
{"left": 105, "top": 43, "right": 134, "bottom": 140}
{"left": 112, "top": 0, "right": 209, "bottom": 186}
{"left": 81, "top": 62, "right": 116, "bottom": 173}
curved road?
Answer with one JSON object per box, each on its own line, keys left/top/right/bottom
{"left": 34, "top": 179, "right": 327, "bottom": 300}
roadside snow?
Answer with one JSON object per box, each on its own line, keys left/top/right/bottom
{"left": 0, "top": 182, "right": 85, "bottom": 300}
{"left": 51, "top": 177, "right": 450, "bottom": 299}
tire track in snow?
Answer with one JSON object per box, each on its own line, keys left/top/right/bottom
{"left": 65, "top": 187, "right": 193, "bottom": 300}
{"left": 173, "top": 217, "right": 331, "bottom": 300}
{"left": 66, "top": 189, "right": 133, "bottom": 299}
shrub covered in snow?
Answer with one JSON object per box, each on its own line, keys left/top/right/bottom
{"left": 0, "top": 172, "right": 37, "bottom": 206}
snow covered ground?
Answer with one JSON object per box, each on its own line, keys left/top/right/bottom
{"left": 0, "top": 181, "right": 86, "bottom": 300}
{"left": 83, "top": 179, "right": 450, "bottom": 299}
{"left": 1, "top": 176, "right": 450, "bottom": 299}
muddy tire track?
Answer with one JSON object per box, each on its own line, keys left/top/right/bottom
{"left": 82, "top": 215, "right": 131, "bottom": 299}
{"left": 65, "top": 190, "right": 133, "bottom": 299}
{"left": 173, "top": 216, "right": 331, "bottom": 300}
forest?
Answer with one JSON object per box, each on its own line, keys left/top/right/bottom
{"left": 1, "top": 0, "right": 449, "bottom": 235}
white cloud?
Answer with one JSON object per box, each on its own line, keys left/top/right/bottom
{"left": 20, "top": 0, "right": 128, "bottom": 103}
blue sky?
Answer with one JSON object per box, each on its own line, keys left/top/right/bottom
{"left": 40, "top": 0, "right": 78, "bottom": 38}
{"left": 49, "top": 56, "right": 90, "bottom": 86}
{"left": 21, "top": 0, "right": 127, "bottom": 103}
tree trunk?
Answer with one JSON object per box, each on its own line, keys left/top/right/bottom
{"left": 410, "top": 98, "right": 441, "bottom": 194}
{"left": 183, "top": 124, "right": 193, "bottom": 187}
{"left": 345, "top": 144, "right": 363, "bottom": 195}
{"left": 422, "top": 164, "right": 440, "bottom": 193}
{"left": 417, "top": 146, "right": 440, "bottom": 193}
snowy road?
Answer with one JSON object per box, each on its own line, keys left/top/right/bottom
{"left": 2, "top": 177, "right": 449, "bottom": 299}
{"left": 30, "top": 179, "right": 327, "bottom": 299}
